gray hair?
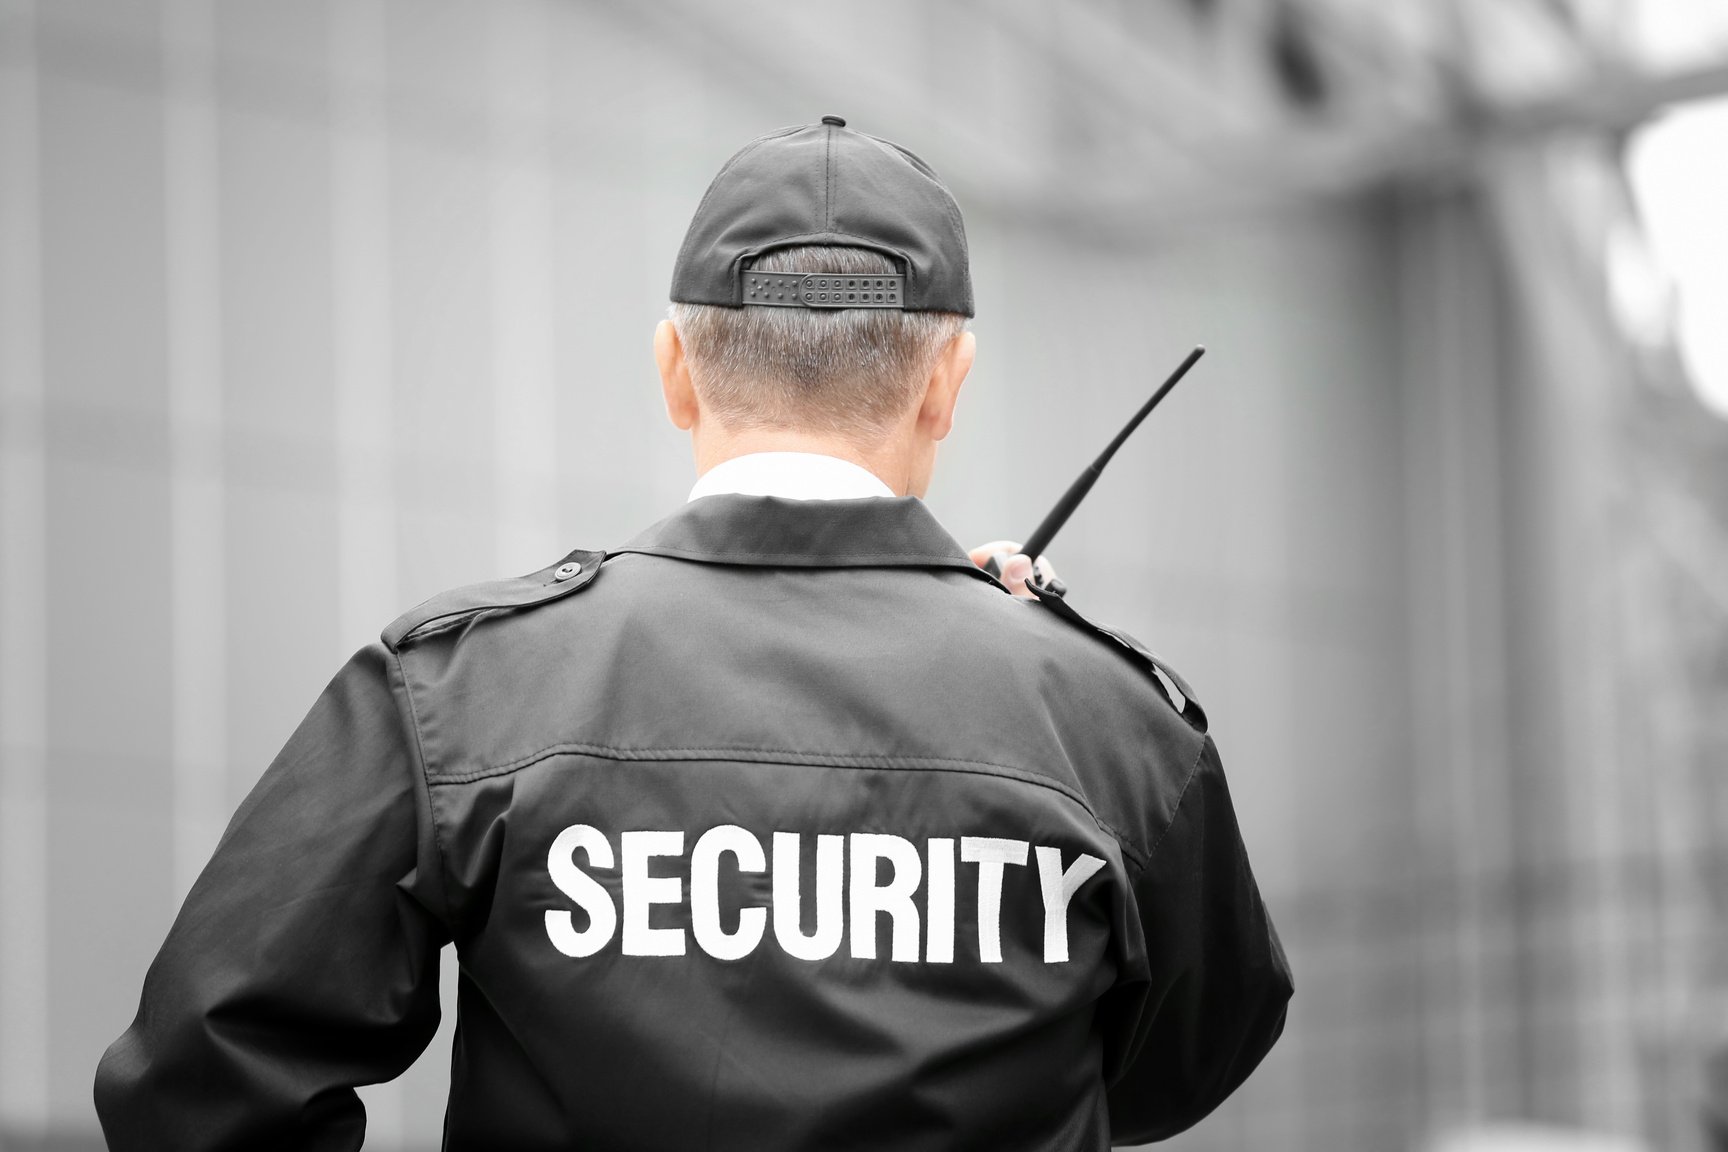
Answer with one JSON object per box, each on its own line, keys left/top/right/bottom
{"left": 668, "top": 246, "right": 968, "bottom": 440}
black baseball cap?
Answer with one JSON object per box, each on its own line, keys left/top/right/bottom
{"left": 669, "top": 116, "right": 974, "bottom": 317}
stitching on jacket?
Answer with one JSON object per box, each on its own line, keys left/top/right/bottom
{"left": 426, "top": 740, "right": 1146, "bottom": 868}
{"left": 1140, "top": 734, "right": 1210, "bottom": 866}
{"left": 391, "top": 648, "right": 459, "bottom": 929}
{"left": 442, "top": 741, "right": 1074, "bottom": 791}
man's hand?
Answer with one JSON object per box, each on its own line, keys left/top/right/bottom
{"left": 968, "top": 541, "right": 1061, "bottom": 599}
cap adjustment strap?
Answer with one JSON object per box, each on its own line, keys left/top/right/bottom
{"left": 742, "top": 272, "right": 905, "bottom": 309}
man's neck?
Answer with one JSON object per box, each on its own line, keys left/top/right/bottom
{"left": 692, "top": 427, "right": 914, "bottom": 496}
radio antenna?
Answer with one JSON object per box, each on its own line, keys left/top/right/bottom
{"left": 1018, "top": 345, "right": 1206, "bottom": 561}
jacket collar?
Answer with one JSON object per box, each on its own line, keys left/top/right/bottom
{"left": 621, "top": 494, "right": 988, "bottom": 575}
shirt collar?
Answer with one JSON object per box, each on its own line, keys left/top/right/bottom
{"left": 687, "top": 451, "right": 896, "bottom": 503}
{"left": 623, "top": 493, "right": 990, "bottom": 576}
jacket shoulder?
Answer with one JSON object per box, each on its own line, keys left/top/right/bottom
{"left": 381, "top": 548, "right": 606, "bottom": 652}
{"left": 1027, "top": 583, "right": 1208, "bottom": 733}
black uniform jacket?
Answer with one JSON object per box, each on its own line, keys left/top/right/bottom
{"left": 96, "top": 495, "right": 1291, "bottom": 1151}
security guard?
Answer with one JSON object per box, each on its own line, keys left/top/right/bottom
{"left": 95, "top": 117, "right": 1290, "bottom": 1150}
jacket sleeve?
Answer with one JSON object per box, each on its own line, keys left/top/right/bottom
{"left": 94, "top": 642, "right": 452, "bottom": 1152}
{"left": 1106, "top": 734, "right": 1294, "bottom": 1145}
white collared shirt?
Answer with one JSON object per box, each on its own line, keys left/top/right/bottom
{"left": 687, "top": 451, "right": 896, "bottom": 503}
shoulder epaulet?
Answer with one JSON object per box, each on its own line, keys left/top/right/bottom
{"left": 1027, "top": 582, "right": 1208, "bottom": 733}
{"left": 382, "top": 548, "right": 607, "bottom": 652}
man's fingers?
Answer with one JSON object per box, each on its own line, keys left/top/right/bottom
{"left": 995, "top": 553, "right": 1033, "bottom": 598}
{"left": 968, "top": 540, "right": 1059, "bottom": 599}
{"left": 968, "top": 540, "right": 1022, "bottom": 568}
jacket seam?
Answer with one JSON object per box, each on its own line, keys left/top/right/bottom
{"left": 1138, "top": 735, "right": 1210, "bottom": 869}
{"left": 391, "top": 648, "right": 458, "bottom": 928}
{"left": 424, "top": 740, "right": 1148, "bottom": 870}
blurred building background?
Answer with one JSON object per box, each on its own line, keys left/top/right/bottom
{"left": 3, "top": 1, "right": 1727, "bottom": 1149}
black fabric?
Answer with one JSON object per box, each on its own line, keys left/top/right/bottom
{"left": 1028, "top": 577, "right": 1209, "bottom": 732}
{"left": 670, "top": 120, "right": 975, "bottom": 316}
{"left": 95, "top": 495, "right": 1289, "bottom": 1151}
{"left": 382, "top": 547, "right": 606, "bottom": 649}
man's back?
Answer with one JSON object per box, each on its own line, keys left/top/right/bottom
{"left": 425, "top": 494, "right": 1214, "bottom": 1148}
{"left": 95, "top": 495, "right": 1288, "bottom": 1150}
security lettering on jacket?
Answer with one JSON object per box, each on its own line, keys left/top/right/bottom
{"left": 544, "top": 823, "right": 1106, "bottom": 963}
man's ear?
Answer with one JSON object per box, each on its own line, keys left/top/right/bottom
{"left": 918, "top": 328, "right": 975, "bottom": 443}
{"left": 655, "top": 319, "right": 698, "bottom": 431}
